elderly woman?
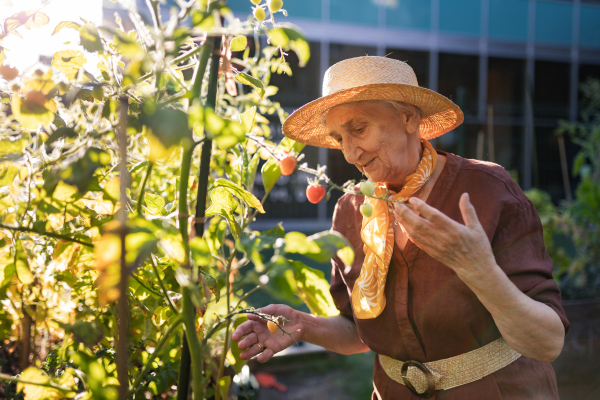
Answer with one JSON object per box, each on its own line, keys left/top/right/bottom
{"left": 232, "top": 56, "right": 569, "bottom": 399}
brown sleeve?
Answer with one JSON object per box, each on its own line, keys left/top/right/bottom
{"left": 492, "top": 194, "right": 570, "bottom": 334}
{"left": 329, "top": 194, "right": 362, "bottom": 319}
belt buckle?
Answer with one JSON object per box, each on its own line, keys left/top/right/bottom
{"left": 400, "top": 360, "right": 436, "bottom": 398}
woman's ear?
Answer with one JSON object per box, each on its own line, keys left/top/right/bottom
{"left": 405, "top": 107, "right": 420, "bottom": 135}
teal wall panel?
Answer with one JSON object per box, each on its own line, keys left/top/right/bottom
{"left": 535, "top": 0, "right": 573, "bottom": 46}
{"left": 330, "top": 0, "right": 378, "bottom": 26}
{"left": 386, "top": 0, "right": 431, "bottom": 31}
{"left": 580, "top": 4, "right": 600, "bottom": 48}
{"left": 489, "top": 0, "right": 528, "bottom": 41}
{"left": 439, "top": 0, "right": 481, "bottom": 36}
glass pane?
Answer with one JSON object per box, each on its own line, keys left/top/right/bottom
{"left": 580, "top": 4, "right": 600, "bottom": 48}
{"left": 271, "top": 42, "right": 322, "bottom": 108}
{"left": 438, "top": 53, "right": 479, "bottom": 116}
{"left": 385, "top": 0, "right": 431, "bottom": 31}
{"left": 489, "top": 0, "right": 529, "bottom": 41}
{"left": 535, "top": 0, "right": 573, "bottom": 46}
{"left": 439, "top": 0, "right": 481, "bottom": 36}
{"left": 488, "top": 57, "right": 526, "bottom": 118}
{"left": 385, "top": 48, "right": 430, "bottom": 88}
{"left": 534, "top": 60, "right": 570, "bottom": 119}
{"left": 227, "top": 0, "right": 253, "bottom": 15}
{"left": 330, "top": 0, "right": 379, "bottom": 26}
{"left": 329, "top": 43, "right": 378, "bottom": 67}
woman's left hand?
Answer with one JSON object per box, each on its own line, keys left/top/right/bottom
{"left": 393, "top": 192, "right": 496, "bottom": 282}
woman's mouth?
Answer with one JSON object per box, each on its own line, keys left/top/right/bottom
{"left": 362, "top": 158, "right": 376, "bottom": 171}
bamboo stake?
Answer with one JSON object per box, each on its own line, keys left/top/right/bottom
{"left": 487, "top": 105, "right": 495, "bottom": 163}
{"left": 476, "top": 130, "right": 485, "bottom": 160}
{"left": 177, "top": 34, "right": 222, "bottom": 400}
{"left": 117, "top": 96, "right": 130, "bottom": 400}
{"left": 558, "top": 135, "right": 572, "bottom": 202}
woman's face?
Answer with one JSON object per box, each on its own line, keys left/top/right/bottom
{"left": 325, "top": 101, "right": 422, "bottom": 189}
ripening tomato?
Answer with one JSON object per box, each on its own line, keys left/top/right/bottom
{"left": 267, "top": 320, "right": 278, "bottom": 334}
{"left": 279, "top": 156, "right": 296, "bottom": 176}
{"left": 253, "top": 7, "right": 266, "bottom": 21}
{"left": 269, "top": 0, "right": 283, "bottom": 12}
{"left": 360, "top": 203, "right": 373, "bottom": 218}
{"left": 25, "top": 91, "right": 47, "bottom": 107}
{"left": 0, "top": 65, "right": 19, "bottom": 81}
{"left": 360, "top": 181, "right": 375, "bottom": 197}
{"left": 306, "top": 184, "right": 325, "bottom": 204}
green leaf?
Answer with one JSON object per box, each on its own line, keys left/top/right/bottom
{"left": 144, "top": 193, "right": 165, "bottom": 215}
{"left": 263, "top": 256, "right": 299, "bottom": 303}
{"left": 218, "top": 376, "right": 231, "bottom": 400}
{"left": 11, "top": 94, "right": 54, "bottom": 130}
{"left": 57, "top": 147, "right": 111, "bottom": 194}
{"left": 229, "top": 316, "right": 249, "bottom": 373}
{"left": 0, "top": 165, "right": 19, "bottom": 187}
{"left": 244, "top": 152, "right": 260, "bottom": 193}
{"left": 68, "top": 320, "right": 104, "bottom": 348}
{"left": 200, "top": 270, "right": 220, "bottom": 303}
{"left": 284, "top": 232, "right": 320, "bottom": 255}
{"left": 237, "top": 224, "right": 285, "bottom": 272}
{"left": 0, "top": 137, "right": 27, "bottom": 156}
{"left": 141, "top": 106, "right": 193, "bottom": 150}
{"left": 291, "top": 260, "right": 339, "bottom": 317}
{"left": 51, "top": 20, "right": 82, "bottom": 35}
{"left": 235, "top": 72, "right": 265, "bottom": 98}
{"left": 205, "top": 187, "right": 241, "bottom": 237}
{"left": 15, "top": 241, "right": 33, "bottom": 285}
{"left": 240, "top": 106, "right": 256, "bottom": 132}
{"left": 45, "top": 127, "right": 77, "bottom": 147}
{"left": 268, "top": 27, "right": 311, "bottom": 67}
{"left": 79, "top": 23, "right": 103, "bottom": 53}
{"left": 17, "top": 367, "right": 61, "bottom": 400}
{"left": 212, "top": 178, "right": 265, "bottom": 213}
{"left": 190, "top": 237, "right": 211, "bottom": 266}
{"left": 230, "top": 36, "right": 248, "bottom": 52}
{"left": 51, "top": 50, "right": 86, "bottom": 80}
{"left": 284, "top": 230, "right": 354, "bottom": 267}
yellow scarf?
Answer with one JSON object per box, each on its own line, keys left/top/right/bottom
{"left": 352, "top": 140, "right": 438, "bottom": 319}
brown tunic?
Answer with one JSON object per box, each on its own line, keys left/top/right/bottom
{"left": 329, "top": 151, "right": 570, "bottom": 400}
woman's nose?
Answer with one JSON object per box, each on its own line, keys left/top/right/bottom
{"left": 343, "top": 138, "right": 363, "bottom": 165}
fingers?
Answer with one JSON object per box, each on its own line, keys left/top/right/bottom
{"left": 393, "top": 202, "right": 436, "bottom": 239}
{"left": 459, "top": 193, "right": 481, "bottom": 230}
{"left": 232, "top": 320, "right": 256, "bottom": 341}
{"left": 256, "top": 348, "right": 275, "bottom": 363}
{"left": 237, "top": 331, "right": 258, "bottom": 351}
{"left": 240, "top": 342, "right": 265, "bottom": 360}
{"left": 408, "top": 197, "right": 453, "bottom": 229}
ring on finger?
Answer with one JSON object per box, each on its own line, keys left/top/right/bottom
{"left": 256, "top": 342, "right": 265, "bottom": 353}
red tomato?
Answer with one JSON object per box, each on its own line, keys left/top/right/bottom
{"left": 306, "top": 184, "right": 325, "bottom": 204}
{"left": 279, "top": 156, "right": 296, "bottom": 176}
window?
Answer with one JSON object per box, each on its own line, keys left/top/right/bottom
{"left": 488, "top": 57, "right": 526, "bottom": 118}
{"left": 534, "top": 60, "right": 570, "bottom": 119}
{"left": 385, "top": 0, "right": 430, "bottom": 31}
{"left": 384, "top": 48, "right": 430, "bottom": 88}
{"left": 439, "top": 0, "right": 481, "bottom": 36}
{"left": 438, "top": 53, "right": 479, "bottom": 116}
{"left": 535, "top": 0, "right": 573, "bottom": 46}
{"left": 330, "top": 0, "right": 378, "bottom": 26}
{"left": 329, "top": 43, "right": 378, "bottom": 67}
{"left": 270, "top": 42, "right": 322, "bottom": 109}
{"left": 489, "top": 0, "right": 529, "bottom": 42}
{"left": 580, "top": 3, "right": 600, "bottom": 48}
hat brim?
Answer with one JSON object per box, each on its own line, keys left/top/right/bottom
{"left": 282, "top": 83, "right": 464, "bottom": 149}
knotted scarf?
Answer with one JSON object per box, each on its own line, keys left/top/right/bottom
{"left": 352, "top": 140, "right": 438, "bottom": 319}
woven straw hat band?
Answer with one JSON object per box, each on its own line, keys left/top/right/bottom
{"left": 323, "top": 57, "right": 419, "bottom": 96}
{"left": 282, "top": 56, "right": 464, "bottom": 149}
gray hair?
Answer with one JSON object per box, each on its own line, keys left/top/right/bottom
{"left": 322, "top": 100, "right": 422, "bottom": 137}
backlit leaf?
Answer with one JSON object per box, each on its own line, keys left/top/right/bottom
{"left": 212, "top": 178, "right": 264, "bottom": 213}
{"left": 144, "top": 193, "right": 165, "bottom": 215}
{"left": 79, "top": 23, "right": 103, "bottom": 53}
{"left": 230, "top": 36, "right": 247, "bottom": 52}
{"left": 17, "top": 367, "right": 60, "bottom": 400}
{"left": 11, "top": 94, "right": 54, "bottom": 129}
{"left": 291, "top": 260, "right": 339, "bottom": 317}
{"left": 268, "top": 27, "right": 310, "bottom": 67}
{"left": 51, "top": 21, "right": 82, "bottom": 36}
{"left": 52, "top": 50, "right": 86, "bottom": 80}
{"left": 235, "top": 72, "right": 265, "bottom": 98}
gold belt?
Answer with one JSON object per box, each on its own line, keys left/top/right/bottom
{"left": 378, "top": 337, "right": 521, "bottom": 398}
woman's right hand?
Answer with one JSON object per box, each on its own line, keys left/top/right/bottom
{"left": 232, "top": 304, "right": 304, "bottom": 363}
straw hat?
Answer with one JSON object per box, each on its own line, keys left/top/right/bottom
{"left": 282, "top": 56, "right": 464, "bottom": 149}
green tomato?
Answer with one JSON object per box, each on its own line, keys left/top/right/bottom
{"left": 360, "top": 181, "right": 375, "bottom": 197}
{"left": 269, "top": 0, "right": 283, "bottom": 12}
{"left": 360, "top": 203, "right": 373, "bottom": 218}
{"left": 254, "top": 7, "right": 266, "bottom": 21}
{"left": 250, "top": 0, "right": 261, "bottom": 4}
